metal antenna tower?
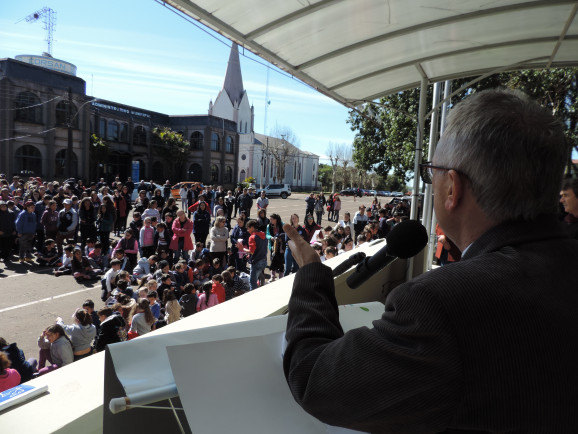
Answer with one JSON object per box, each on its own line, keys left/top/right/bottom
{"left": 22, "top": 7, "right": 57, "bottom": 56}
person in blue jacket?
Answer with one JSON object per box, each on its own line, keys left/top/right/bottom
{"left": 15, "top": 200, "right": 37, "bottom": 262}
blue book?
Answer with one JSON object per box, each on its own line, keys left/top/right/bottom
{"left": 0, "top": 384, "right": 48, "bottom": 412}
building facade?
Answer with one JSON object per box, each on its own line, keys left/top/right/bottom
{"left": 0, "top": 57, "right": 239, "bottom": 187}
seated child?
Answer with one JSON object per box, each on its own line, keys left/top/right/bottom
{"left": 54, "top": 244, "right": 75, "bottom": 276}
{"left": 36, "top": 239, "right": 61, "bottom": 267}
{"left": 211, "top": 274, "right": 226, "bottom": 304}
{"left": 179, "top": 283, "right": 198, "bottom": 317}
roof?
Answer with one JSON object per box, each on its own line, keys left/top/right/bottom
{"left": 163, "top": 0, "right": 578, "bottom": 108}
{"left": 222, "top": 42, "right": 245, "bottom": 105}
{"left": 254, "top": 132, "right": 319, "bottom": 157}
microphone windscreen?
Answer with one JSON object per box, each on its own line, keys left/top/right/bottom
{"left": 385, "top": 219, "right": 428, "bottom": 259}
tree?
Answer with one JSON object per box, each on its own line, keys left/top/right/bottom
{"left": 317, "top": 163, "right": 333, "bottom": 191}
{"left": 348, "top": 68, "right": 578, "bottom": 181}
{"left": 326, "top": 142, "right": 343, "bottom": 192}
{"left": 152, "top": 127, "right": 191, "bottom": 181}
{"left": 269, "top": 125, "right": 300, "bottom": 182}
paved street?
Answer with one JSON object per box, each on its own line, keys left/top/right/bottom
{"left": 0, "top": 192, "right": 379, "bottom": 361}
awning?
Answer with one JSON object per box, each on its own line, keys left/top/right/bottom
{"left": 161, "top": 0, "right": 578, "bottom": 107}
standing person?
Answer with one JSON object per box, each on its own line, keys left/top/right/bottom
{"left": 163, "top": 180, "right": 172, "bottom": 202}
{"left": 314, "top": 194, "right": 325, "bottom": 226}
{"left": 560, "top": 178, "right": 578, "bottom": 239}
{"left": 113, "top": 186, "right": 131, "bottom": 236}
{"left": 256, "top": 208, "right": 270, "bottom": 233}
{"left": 34, "top": 194, "right": 51, "bottom": 251}
{"left": 302, "top": 214, "right": 321, "bottom": 244}
{"left": 56, "top": 309, "right": 96, "bottom": 361}
{"left": 161, "top": 198, "right": 179, "bottom": 222}
{"left": 304, "top": 193, "right": 316, "bottom": 217}
{"left": 434, "top": 224, "right": 461, "bottom": 266}
{"left": 170, "top": 210, "right": 194, "bottom": 262}
{"left": 0, "top": 200, "right": 16, "bottom": 263}
{"left": 78, "top": 198, "right": 97, "bottom": 250}
{"left": 41, "top": 199, "right": 59, "bottom": 243}
{"left": 139, "top": 217, "right": 156, "bottom": 258}
{"left": 282, "top": 89, "right": 578, "bottom": 433}
{"left": 238, "top": 188, "right": 253, "bottom": 219}
{"left": 192, "top": 201, "right": 211, "bottom": 247}
{"left": 209, "top": 216, "right": 228, "bottom": 265}
{"left": 236, "top": 219, "right": 267, "bottom": 291}
{"left": 233, "top": 186, "right": 242, "bottom": 218}
{"left": 55, "top": 199, "right": 78, "bottom": 257}
{"left": 257, "top": 190, "right": 269, "bottom": 210}
{"left": 283, "top": 213, "right": 305, "bottom": 276}
{"left": 332, "top": 195, "right": 341, "bottom": 222}
{"left": 125, "top": 177, "right": 134, "bottom": 197}
{"left": 230, "top": 215, "right": 248, "bottom": 272}
{"left": 15, "top": 200, "right": 37, "bottom": 263}
{"left": 179, "top": 184, "right": 188, "bottom": 211}
{"left": 352, "top": 205, "right": 369, "bottom": 239}
{"left": 266, "top": 213, "right": 285, "bottom": 282}
{"left": 96, "top": 203, "right": 114, "bottom": 255}
{"left": 224, "top": 190, "right": 235, "bottom": 225}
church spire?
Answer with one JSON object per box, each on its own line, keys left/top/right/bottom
{"left": 223, "top": 43, "right": 245, "bottom": 105}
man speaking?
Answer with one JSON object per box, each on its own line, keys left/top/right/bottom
{"left": 283, "top": 89, "right": 578, "bottom": 433}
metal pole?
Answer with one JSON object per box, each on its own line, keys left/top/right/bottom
{"left": 422, "top": 81, "right": 441, "bottom": 272}
{"left": 407, "top": 77, "right": 429, "bottom": 281}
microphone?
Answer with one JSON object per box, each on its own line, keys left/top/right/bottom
{"left": 332, "top": 251, "right": 367, "bottom": 277}
{"left": 346, "top": 219, "right": 428, "bottom": 289}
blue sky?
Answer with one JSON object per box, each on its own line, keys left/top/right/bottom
{"left": 0, "top": 1, "right": 357, "bottom": 162}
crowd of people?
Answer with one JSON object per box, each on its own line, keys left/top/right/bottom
{"left": 1, "top": 165, "right": 576, "bottom": 390}
{"left": 0, "top": 173, "right": 411, "bottom": 388}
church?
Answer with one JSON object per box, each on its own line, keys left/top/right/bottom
{"left": 209, "top": 43, "right": 320, "bottom": 190}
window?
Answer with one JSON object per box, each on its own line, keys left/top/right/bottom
{"left": 133, "top": 126, "right": 147, "bottom": 146}
{"left": 14, "top": 145, "right": 42, "bottom": 176}
{"left": 55, "top": 101, "right": 78, "bottom": 127}
{"left": 120, "top": 123, "right": 129, "bottom": 142}
{"left": 210, "top": 164, "right": 219, "bottom": 183}
{"left": 211, "top": 133, "right": 220, "bottom": 152}
{"left": 107, "top": 121, "right": 119, "bottom": 141}
{"left": 188, "top": 163, "right": 202, "bottom": 182}
{"left": 14, "top": 92, "right": 42, "bottom": 123}
{"left": 99, "top": 118, "right": 107, "bottom": 138}
{"left": 226, "top": 136, "right": 234, "bottom": 153}
{"left": 239, "top": 169, "right": 246, "bottom": 182}
{"left": 225, "top": 166, "right": 233, "bottom": 183}
{"left": 54, "top": 149, "right": 78, "bottom": 178}
{"left": 190, "top": 131, "right": 203, "bottom": 149}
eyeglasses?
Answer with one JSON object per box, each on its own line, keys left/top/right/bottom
{"left": 419, "top": 161, "right": 467, "bottom": 184}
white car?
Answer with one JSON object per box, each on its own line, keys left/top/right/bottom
{"left": 256, "top": 184, "right": 292, "bottom": 199}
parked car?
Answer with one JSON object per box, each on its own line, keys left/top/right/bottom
{"left": 369, "top": 189, "right": 377, "bottom": 196}
{"left": 170, "top": 182, "right": 203, "bottom": 200}
{"left": 256, "top": 183, "right": 291, "bottom": 199}
{"left": 131, "top": 183, "right": 164, "bottom": 202}
{"left": 339, "top": 188, "right": 362, "bottom": 197}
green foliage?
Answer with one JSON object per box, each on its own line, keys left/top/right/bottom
{"left": 348, "top": 68, "right": 578, "bottom": 181}
{"left": 317, "top": 164, "right": 333, "bottom": 191}
{"left": 152, "top": 127, "right": 191, "bottom": 180}
{"left": 90, "top": 134, "right": 109, "bottom": 163}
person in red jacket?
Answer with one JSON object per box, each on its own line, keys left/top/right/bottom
{"left": 170, "top": 210, "right": 194, "bottom": 263}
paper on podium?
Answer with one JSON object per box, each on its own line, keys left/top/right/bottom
{"left": 166, "top": 302, "right": 384, "bottom": 434}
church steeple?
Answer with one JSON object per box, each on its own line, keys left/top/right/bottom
{"left": 223, "top": 43, "right": 245, "bottom": 105}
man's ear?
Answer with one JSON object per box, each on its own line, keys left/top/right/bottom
{"left": 444, "top": 169, "right": 463, "bottom": 211}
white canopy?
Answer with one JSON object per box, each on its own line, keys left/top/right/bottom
{"left": 162, "top": 0, "right": 578, "bottom": 107}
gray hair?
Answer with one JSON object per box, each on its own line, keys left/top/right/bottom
{"left": 434, "top": 88, "right": 567, "bottom": 221}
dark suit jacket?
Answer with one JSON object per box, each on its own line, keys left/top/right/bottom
{"left": 284, "top": 214, "right": 578, "bottom": 433}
